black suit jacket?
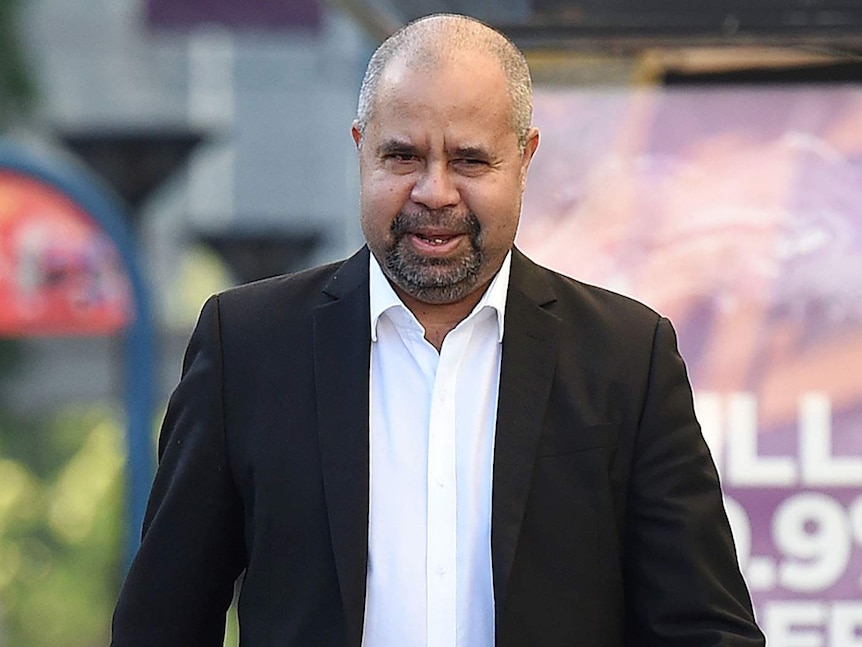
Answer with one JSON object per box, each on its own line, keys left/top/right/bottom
{"left": 111, "top": 247, "right": 764, "bottom": 646}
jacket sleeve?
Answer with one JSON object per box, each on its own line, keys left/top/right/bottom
{"left": 624, "top": 317, "right": 765, "bottom": 646}
{"left": 111, "top": 295, "right": 246, "bottom": 647}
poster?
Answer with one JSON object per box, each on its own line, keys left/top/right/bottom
{"left": 519, "top": 85, "right": 862, "bottom": 645}
{"left": 0, "top": 170, "right": 131, "bottom": 336}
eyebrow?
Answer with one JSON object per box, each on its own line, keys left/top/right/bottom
{"left": 375, "top": 140, "right": 496, "bottom": 161}
{"left": 451, "top": 145, "right": 493, "bottom": 161}
{"left": 377, "top": 139, "right": 420, "bottom": 156}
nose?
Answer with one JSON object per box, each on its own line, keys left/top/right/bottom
{"left": 410, "top": 162, "right": 460, "bottom": 210}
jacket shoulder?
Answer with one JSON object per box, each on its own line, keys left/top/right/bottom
{"left": 210, "top": 249, "right": 368, "bottom": 331}
{"left": 514, "top": 251, "right": 664, "bottom": 337}
{"left": 219, "top": 258, "right": 343, "bottom": 308}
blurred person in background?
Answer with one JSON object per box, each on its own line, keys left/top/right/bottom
{"left": 110, "top": 13, "right": 764, "bottom": 647}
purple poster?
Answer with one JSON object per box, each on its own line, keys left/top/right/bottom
{"left": 518, "top": 85, "right": 862, "bottom": 646}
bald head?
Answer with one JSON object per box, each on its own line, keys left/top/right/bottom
{"left": 355, "top": 14, "right": 533, "bottom": 150}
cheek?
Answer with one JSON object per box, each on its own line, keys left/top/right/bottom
{"left": 360, "top": 182, "right": 407, "bottom": 240}
{"left": 365, "top": 172, "right": 412, "bottom": 207}
{"left": 473, "top": 186, "right": 523, "bottom": 233}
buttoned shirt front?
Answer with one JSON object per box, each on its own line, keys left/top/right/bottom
{"left": 361, "top": 252, "right": 511, "bottom": 647}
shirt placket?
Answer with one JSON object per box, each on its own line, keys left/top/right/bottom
{"left": 426, "top": 327, "right": 470, "bottom": 647}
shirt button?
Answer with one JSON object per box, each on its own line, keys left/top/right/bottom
{"left": 435, "top": 565, "right": 446, "bottom": 575}
{"left": 438, "top": 387, "right": 448, "bottom": 401}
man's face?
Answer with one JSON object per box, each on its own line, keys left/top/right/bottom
{"left": 352, "top": 52, "right": 539, "bottom": 306}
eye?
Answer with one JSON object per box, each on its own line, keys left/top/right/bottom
{"left": 452, "top": 158, "right": 490, "bottom": 175}
{"left": 382, "top": 152, "right": 421, "bottom": 175}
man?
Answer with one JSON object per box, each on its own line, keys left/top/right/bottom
{"left": 111, "top": 14, "right": 765, "bottom": 647}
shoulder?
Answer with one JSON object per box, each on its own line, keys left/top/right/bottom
{"left": 217, "top": 248, "right": 366, "bottom": 313}
{"left": 219, "top": 259, "right": 343, "bottom": 307}
{"left": 511, "top": 249, "right": 664, "bottom": 340}
{"left": 195, "top": 248, "right": 368, "bottom": 343}
{"left": 183, "top": 250, "right": 369, "bottom": 365}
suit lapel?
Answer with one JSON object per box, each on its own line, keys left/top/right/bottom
{"left": 314, "top": 248, "right": 371, "bottom": 647}
{"left": 492, "top": 249, "right": 561, "bottom": 618}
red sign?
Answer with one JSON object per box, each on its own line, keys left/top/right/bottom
{"left": 0, "top": 170, "right": 132, "bottom": 336}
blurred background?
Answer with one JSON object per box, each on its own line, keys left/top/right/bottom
{"left": 1, "top": 0, "right": 861, "bottom": 645}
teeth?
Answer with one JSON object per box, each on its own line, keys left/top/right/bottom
{"left": 416, "top": 234, "right": 452, "bottom": 245}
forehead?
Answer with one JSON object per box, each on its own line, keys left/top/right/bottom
{"left": 367, "top": 52, "right": 513, "bottom": 144}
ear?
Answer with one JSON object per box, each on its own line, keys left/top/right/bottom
{"left": 351, "top": 120, "right": 362, "bottom": 150}
{"left": 519, "top": 127, "right": 540, "bottom": 186}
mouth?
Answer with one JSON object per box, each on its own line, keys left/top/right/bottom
{"left": 390, "top": 209, "right": 481, "bottom": 257}
{"left": 414, "top": 232, "right": 458, "bottom": 246}
{"left": 408, "top": 230, "right": 466, "bottom": 255}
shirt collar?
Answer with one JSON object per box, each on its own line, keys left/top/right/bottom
{"left": 369, "top": 250, "right": 511, "bottom": 343}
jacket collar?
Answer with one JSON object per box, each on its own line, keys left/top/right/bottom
{"left": 492, "top": 248, "right": 562, "bottom": 617}
{"left": 315, "top": 246, "right": 372, "bottom": 647}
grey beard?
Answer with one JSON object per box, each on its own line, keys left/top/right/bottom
{"left": 383, "top": 210, "right": 484, "bottom": 304}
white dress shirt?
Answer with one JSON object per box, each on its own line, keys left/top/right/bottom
{"left": 361, "top": 252, "right": 511, "bottom": 647}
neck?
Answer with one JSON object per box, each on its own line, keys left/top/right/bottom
{"left": 394, "top": 283, "right": 489, "bottom": 352}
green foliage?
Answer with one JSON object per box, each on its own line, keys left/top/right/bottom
{"left": 0, "top": 336, "right": 239, "bottom": 645}
{"left": 0, "top": 401, "right": 125, "bottom": 647}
